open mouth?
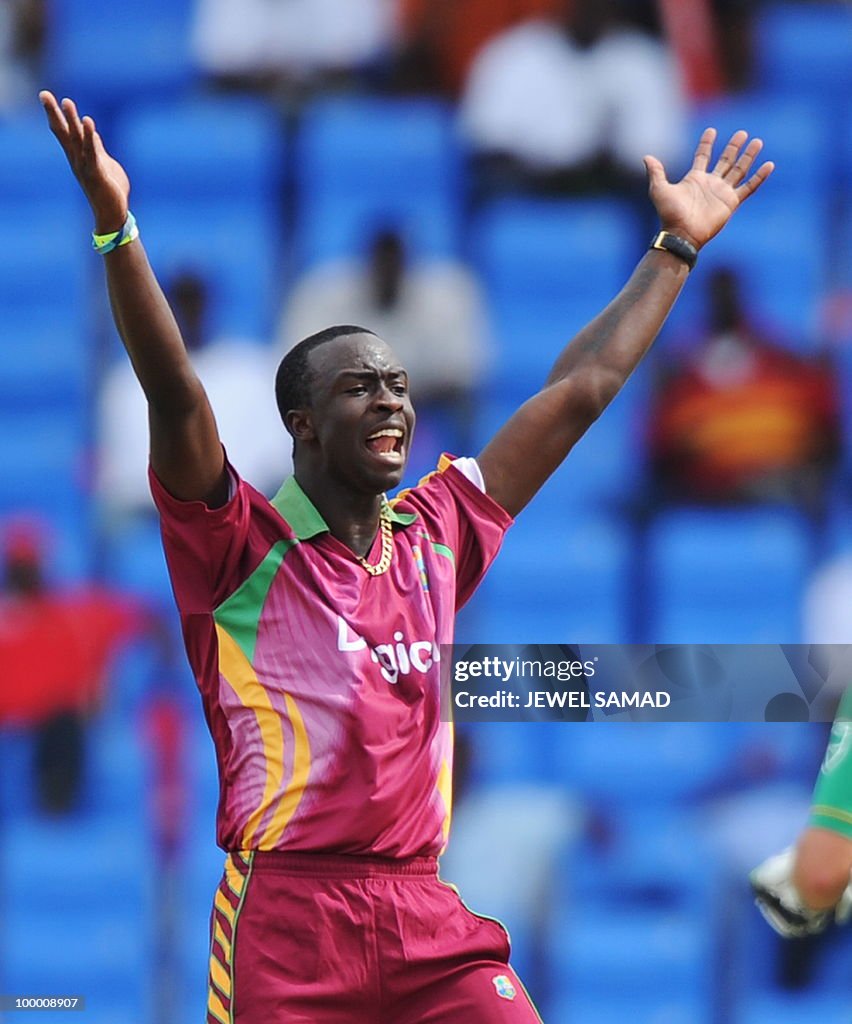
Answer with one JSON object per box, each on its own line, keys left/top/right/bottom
{"left": 365, "top": 428, "right": 405, "bottom": 462}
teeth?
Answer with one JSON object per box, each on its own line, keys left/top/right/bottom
{"left": 367, "top": 429, "right": 403, "bottom": 440}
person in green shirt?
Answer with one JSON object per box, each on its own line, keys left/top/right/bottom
{"left": 751, "top": 688, "right": 852, "bottom": 937}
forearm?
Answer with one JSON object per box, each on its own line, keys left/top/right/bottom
{"left": 102, "top": 239, "right": 204, "bottom": 417}
{"left": 544, "top": 248, "right": 689, "bottom": 405}
{"left": 792, "top": 828, "right": 852, "bottom": 910}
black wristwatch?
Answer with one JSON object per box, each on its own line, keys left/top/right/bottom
{"left": 649, "top": 230, "right": 698, "bottom": 271}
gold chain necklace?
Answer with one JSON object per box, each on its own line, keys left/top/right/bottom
{"left": 357, "top": 501, "right": 393, "bottom": 576}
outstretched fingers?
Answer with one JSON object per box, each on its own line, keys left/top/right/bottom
{"left": 39, "top": 90, "right": 72, "bottom": 147}
{"left": 712, "top": 129, "right": 749, "bottom": 177}
{"left": 60, "top": 96, "right": 85, "bottom": 145}
{"left": 691, "top": 127, "right": 716, "bottom": 172}
{"left": 735, "top": 159, "right": 775, "bottom": 202}
{"left": 725, "top": 137, "right": 763, "bottom": 186}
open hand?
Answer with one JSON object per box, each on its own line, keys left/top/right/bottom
{"left": 39, "top": 90, "right": 129, "bottom": 234}
{"left": 645, "top": 128, "right": 774, "bottom": 251}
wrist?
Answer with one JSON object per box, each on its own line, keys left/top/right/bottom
{"left": 93, "top": 206, "right": 128, "bottom": 236}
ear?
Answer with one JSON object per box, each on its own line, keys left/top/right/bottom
{"left": 286, "top": 409, "right": 316, "bottom": 442}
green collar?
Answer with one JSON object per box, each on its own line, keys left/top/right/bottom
{"left": 270, "top": 475, "right": 417, "bottom": 541}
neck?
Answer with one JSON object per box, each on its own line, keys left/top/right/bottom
{"left": 294, "top": 466, "right": 385, "bottom": 558}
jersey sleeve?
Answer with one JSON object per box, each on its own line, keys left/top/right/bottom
{"left": 397, "top": 454, "right": 513, "bottom": 608}
{"left": 148, "top": 459, "right": 253, "bottom": 614}
{"left": 809, "top": 687, "right": 852, "bottom": 839}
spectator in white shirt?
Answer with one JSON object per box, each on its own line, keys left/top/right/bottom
{"left": 460, "top": 0, "right": 687, "bottom": 198}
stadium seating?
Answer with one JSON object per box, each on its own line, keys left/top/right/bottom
{"left": 551, "top": 723, "right": 741, "bottom": 803}
{"left": 645, "top": 508, "right": 813, "bottom": 642}
{"left": 473, "top": 364, "right": 650, "bottom": 517}
{"left": 479, "top": 512, "right": 633, "bottom": 644}
{"left": 43, "top": 0, "right": 196, "bottom": 113}
{"left": 754, "top": 3, "right": 852, "bottom": 104}
{"left": 296, "top": 97, "right": 463, "bottom": 266}
{"left": 115, "top": 97, "right": 285, "bottom": 206}
{"left": 472, "top": 199, "right": 638, "bottom": 392}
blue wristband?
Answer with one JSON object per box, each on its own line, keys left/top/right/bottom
{"left": 92, "top": 211, "right": 139, "bottom": 255}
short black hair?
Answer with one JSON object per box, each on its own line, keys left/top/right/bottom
{"left": 275, "top": 325, "right": 375, "bottom": 433}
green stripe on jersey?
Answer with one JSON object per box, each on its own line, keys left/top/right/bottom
{"left": 214, "top": 539, "right": 295, "bottom": 663}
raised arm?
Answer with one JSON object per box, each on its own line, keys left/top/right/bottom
{"left": 478, "top": 128, "right": 774, "bottom": 517}
{"left": 39, "top": 91, "right": 228, "bottom": 507}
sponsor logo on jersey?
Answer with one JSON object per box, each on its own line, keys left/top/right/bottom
{"left": 336, "top": 616, "right": 440, "bottom": 685}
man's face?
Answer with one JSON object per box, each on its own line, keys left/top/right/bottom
{"left": 301, "top": 333, "right": 416, "bottom": 493}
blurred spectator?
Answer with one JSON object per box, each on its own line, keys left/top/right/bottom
{"left": 99, "top": 270, "right": 289, "bottom": 518}
{"left": 0, "top": 521, "right": 142, "bottom": 813}
{"left": 281, "top": 228, "right": 489, "bottom": 459}
{"left": 649, "top": 268, "right": 840, "bottom": 509}
{"left": 439, "top": 729, "right": 581, "bottom": 999}
{"left": 459, "top": 0, "right": 686, "bottom": 199}
{"left": 192, "top": 0, "right": 395, "bottom": 97}
{"left": 393, "top": 0, "right": 560, "bottom": 97}
{"left": 0, "top": 0, "right": 45, "bottom": 111}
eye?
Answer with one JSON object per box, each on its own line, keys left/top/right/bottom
{"left": 391, "top": 383, "right": 408, "bottom": 396}
{"left": 346, "top": 384, "right": 368, "bottom": 396}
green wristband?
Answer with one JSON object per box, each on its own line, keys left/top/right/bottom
{"left": 92, "top": 211, "right": 139, "bottom": 255}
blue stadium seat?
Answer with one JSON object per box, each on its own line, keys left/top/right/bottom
{"left": 473, "top": 199, "right": 638, "bottom": 392}
{"left": 0, "top": 410, "right": 88, "bottom": 515}
{"left": 0, "top": 207, "right": 88, "bottom": 312}
{"left": 550, "top": 724, "right": 740, "bottom": 804}
{"left": 754, "top": 3, "right": 852, "bottom": 104}
{"left": 116, "top": 96, "right": 285, "bottom": 205}
{"left": 474, "top": 367, "right": 650, "bottom": 515}
{"left": 4, "top": 816, "right": 153, "bottom": 912}
{"left": 479, "top": 514, "right": 632, "bottom": 644}
{"left": 102, "top": 516, "right": 173, "bottom": 608}
{"left": 550, "top": 907, "right": 714, "bottom": 1001}
{"left": 0, "top": 115, "right": 88, "bottom": 204}
{"left": 131, "top": 201, "right": 281, "bottom": 338}
{"left": 549, "top": 994, "right": 711, "bottom": 1024}
{"left": 662, "top": 194, "right": 827, "bottom": 349}
{"left": 568, "top": 808, "right": 724, "bottom": 911}
{"left": 0, "top": 726, "right": 36, "bottom": 818}
{"left": 4, "top": 906, "right": 153, "bottom": 1023}
{"left": 44, "top": 0, "right": 195, "bottom": 112}
{"left": 646, "top": 508, "right": 813, "bottom": 642}
{"left": 296, "top": 97, "right": 463, "bottom": 265}
{"left": 738, "top": 993, "right": 852, "bottom": 1024}
{"left": 0, "top": 315, "right": 89, "bottom": 409}
{"left": 463, "top": 722, "right": 559, "bottom": 786}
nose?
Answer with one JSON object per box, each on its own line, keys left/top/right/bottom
{"left": 374, "top": 383, "right": 403, "bottom": 411}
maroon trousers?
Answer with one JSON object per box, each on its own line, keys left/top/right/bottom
{"left": 207, "top": 851, "right": 543, "bottom": 1024}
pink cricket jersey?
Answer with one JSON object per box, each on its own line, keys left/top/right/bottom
{"left": 150, "top": 454, "right": 512, "bottom": 857}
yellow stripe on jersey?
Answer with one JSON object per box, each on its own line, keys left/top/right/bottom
{"left": 214, "top": 919, "right": 231, "bottom": 961}
{"left": 217, "top": 625, "right": 311, "bottom": 850}
{"left": 437, "top": 757, "right": 452, "bottom": 846}
{"left": 209, "top": 954, "right": 232, "bottom": 999}
{"left": 214, "top": 888, "right": 236, "bottom": 926}
{"left": 216, "top": 625, "right": 288, "bottom": 847}
{"left": 391, "top": 453, "right": 455, "bottom": 509}
{"left": 259, "top": 692, "right": 311, "bottom": 849}
{"left": 207, "top": 989, "right": 229, "bottom": 1024}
